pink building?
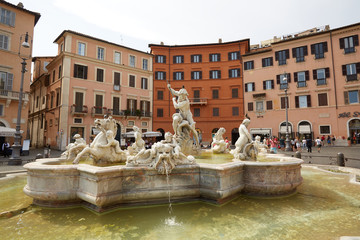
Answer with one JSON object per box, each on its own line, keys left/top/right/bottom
{"left": 29, "top": 30, "right": 153, "bottom": 150}
{"left": 243, "top": 23, "right": 360, "bottom": 144}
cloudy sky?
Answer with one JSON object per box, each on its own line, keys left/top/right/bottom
{"left": 10, "top": 0, "right": 360, "bottom": 56}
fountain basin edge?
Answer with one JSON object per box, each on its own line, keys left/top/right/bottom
{"left": 23, "top": 154, "right": 303, "bottom": 212}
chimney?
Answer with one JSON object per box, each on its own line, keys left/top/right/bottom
{"left": 17, "top": 2, "right": 24, "bottom": 8}
{"left": 218, "top": 38, "right": 222, "bottom": 43}
{"left": 160, "top": 41, "right": 164, "bottom": 45}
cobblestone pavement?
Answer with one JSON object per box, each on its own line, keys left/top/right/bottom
{"left": 0, "top": 145, "right": 359, "bottom": 174}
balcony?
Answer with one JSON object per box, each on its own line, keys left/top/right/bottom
{"left": 141, "top": 111, "right": 152, "bottom": 118}
{"left": 70, "top": 105, "right": 88, "bottom": 115}
{"left": 346, "top": 74, "right": 358, "bottom": 82}
{"left": 297, "top": 82, "right": 307, "bottom": 88}
{"left": 0, "top": 89, "right": 29, "bottom": 107}
{"left": 108, "top": 109, "right": 125, "bottom": 117}
{"left": 91, "top": 106, "right": 108, "bottom": 116}
{"left": 189, "top": 98, "right": 207, "bottom": 105}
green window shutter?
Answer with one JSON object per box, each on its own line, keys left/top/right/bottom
{"left": 344, "top": 91, "right": 349, "bottom": 104}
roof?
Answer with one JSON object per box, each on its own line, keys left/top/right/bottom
{"left": 54, "top": 30, "right": 151, "bottom": 56}
{"left": 149, "top": 39, "right": 250, "bottom": 49}
{"left": 0, "top": 0, "right": 41, "bottom": 25}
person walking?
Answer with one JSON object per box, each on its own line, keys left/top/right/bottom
{"left": 302, "top": 137, "right": 307, "bottom": 151}
{"left": 306, "top": 137, "right": 312, "bottom": 153}
{"left": 315, "top": 137, "right": 322, "bottom": 153}
{"left": 2, "top": 141, "right": 10, "bottom": 157}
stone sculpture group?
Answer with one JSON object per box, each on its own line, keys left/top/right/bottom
{"left": 64, "top": 84, "right": 265, "bottom": 173}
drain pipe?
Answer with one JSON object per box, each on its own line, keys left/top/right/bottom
{"left": 329, "top": 30, "right": 338, "bottom": 109}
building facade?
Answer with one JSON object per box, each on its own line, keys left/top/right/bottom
{"left": 0, "top": 1, "right": 40, "bottom": 148}
{"left": 150, "top": 39, "right": 249, "bottom": 144}
{"left": 29, "top": 30, "right": 153, "bottom": 150}
{"left": 243, "top": 23, "right": 360, "bottom": 144}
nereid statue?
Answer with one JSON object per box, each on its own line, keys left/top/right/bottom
{"left": 230, "top": 119, "right": 257, "bottom": 160}
{"left": 211, "top": 127, "right": 230, "bottom": 153}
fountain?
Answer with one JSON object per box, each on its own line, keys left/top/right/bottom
{"left": 21, "top": 84, "right": 304, "bottom": 212}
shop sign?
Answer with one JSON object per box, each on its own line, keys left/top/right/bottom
{"left": 338, "top": 111, "right": 360, "bottom": 118}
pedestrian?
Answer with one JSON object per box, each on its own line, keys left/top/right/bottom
{"left": 302, "top": 137, "right": 307, "bottom": 151}
{"left": 270, "top": 137, "right": 278, "bottom": 153}
{"left": 291, "top": 139, "right": 295, "bottom": 151}
{"left": 315, "top": 137, "right": 322, "bottom": 153}
{"left": 2, "top": 141, "right": 10, "bottom": 157}
{"left": 321, "top": 135, "right": 325, "bottom": 145}
{"left": 296, "top": 139, "right": 301, "bottom": 150}
{"left": 306, "top": 137, "right": 312, "bottom": 153}
{"left": 332, "top": 136, "right": 336, "bottom": 146}
{"left": 327, "top": 136, "right": 331, "bottom": 146}
{"left": 279, "top": 137, "right": 285, "bottom": 150}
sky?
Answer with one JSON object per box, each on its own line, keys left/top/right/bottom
{"left": 8, "top": 0, "right": 360, "bottom": 57}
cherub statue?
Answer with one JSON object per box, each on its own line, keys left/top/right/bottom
{"left": 61, "top": 134, "right": 87, "bottom": 160}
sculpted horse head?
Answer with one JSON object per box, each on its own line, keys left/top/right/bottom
{"left": 91, "top": 116, "right": 118, "bottom": 147}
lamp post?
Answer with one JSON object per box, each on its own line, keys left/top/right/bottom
{"left": 8, "top": 32, "right": 32, "bottom": 165}
{"left": 283, "top": 73, "right": 292, "bottom": 152}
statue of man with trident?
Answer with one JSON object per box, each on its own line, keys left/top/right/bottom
{"left": 167, "top": 84, "right": 200, "bottom": 149}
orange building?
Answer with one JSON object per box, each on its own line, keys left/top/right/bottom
{"left": 150, "top": 39, "right": 249, "bottom": 145}
{"left": 29, "top": 30, "right": 153, "bottom": 150}
{"left": 243, "top": 23, "right": 360, "bottom": 145}
{"left": 0, "top": 1, "right": 40, "bottom": 148}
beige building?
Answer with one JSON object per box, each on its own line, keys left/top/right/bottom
{"left": 28, "top": 30, "right": 153, "bottom": 150}
{"left": 0, "top": 1, "right": 40, "bottom": 148}
{"left": 243, "top": 22, "right": 360, "bottom": 144}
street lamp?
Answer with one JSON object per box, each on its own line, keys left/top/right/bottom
{"left": 283, "top": 73, "right": 292, "bottom": 152}
{"left": 8, "top": 32, "right": 32, "bottom": 165}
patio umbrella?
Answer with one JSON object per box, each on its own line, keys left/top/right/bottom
{"left": 0, "top": 126, "right": 23, "bottom": 137}
{"left": 143, "top": 131, "right": 162, "bottom": 137}
{"left": 122, "top": 131, "right": 136, "bottom": 138}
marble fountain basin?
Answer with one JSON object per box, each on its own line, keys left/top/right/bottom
{"left": 23, "top": 153, "right": 303, "bottom": 212}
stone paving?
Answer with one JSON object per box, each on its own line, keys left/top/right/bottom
{"left": 0, "top": 145, "right": 359, "bottom": 174}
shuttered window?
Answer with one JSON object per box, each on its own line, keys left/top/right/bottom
{"left": 339, "top": 35, "right": 359, "bottom": 54}
{"left": 311, "top": 42, "right": 328, "bottom": 59}
{"left": 262, "top": 57, "right": 273, "bottom": 67}
{"left": 275, "top": 49, "right": 289, "bottom": 65}
{"left": 318, "top": 93, "right": 328, "bottom": 106}
{"left": 292, "top": 46, "right": 308, "bottom": 62}
{"left": 266, "top": 100, "right": 273, "bottom": 110}
{"left": 74, "top": 64, "right": 88, "bottom": 79}
{"left": 248, "top": 102, "right": 254, "bottom": 111}
{"left": 129, "top": 75, "right": 135, "bottom": 87}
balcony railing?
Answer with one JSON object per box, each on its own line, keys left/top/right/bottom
{"left": 316, "top": 79, "right": 327, "bottom": 86}
{"left": 189, "top": 98, "right": 207, "bottom": 105}
{"left": 91, "top": 106, "right": 108, "bottom": 116}
{"left": 279, "top": 83, "right": 288, "bottom": 90}
{"left": 141, "top": 111, "right": 152, "bottom": 118}
{"left": 346, "top": 74, "right": 358, "bottom": 82}
{"left": 108, "top": 109, "right": 125, "bottom": 117}
{"left": 0, "top": 89, "right": 29, "bottom": 101}
{"left": 70, "top": 105, "right": 88, "bottom": 115}
{"left": 297, "top": 81, "right": 307, "bottom": 88}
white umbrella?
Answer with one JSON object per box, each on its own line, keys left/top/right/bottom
{"left": 143, "top": 131, "right": 162, "bottom": 137}
{"left": 0, "top": 126, "right": 23, "bottom": 137}
{"left": 122, "top": 131, "right": 136, "bottom": 138}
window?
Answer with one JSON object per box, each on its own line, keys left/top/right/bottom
{"left": 319, "top": 126, "right": 331, "bottom": 135}
{"left": 73, "top": 64, "right": 88, "bottom": 79}
{"left": 141, "top": 77, "right": 148, "bottom": 89}
{"left": 0, "top": 71, "right": 13, "bottom": 90}
{"left": 344, "top": 90, "right": 359, "bottom": 104}
{"left": 56, "top": 91, "right": 60, "bottom": 106}
{"left": 210, "top": 70, "right": 221, "bottom": 79}
{"left": 311, "top": 42, "right": 327, "bottom": 59}
{"left": 193, "top": 90, "right": 200, "bottom": 102}
{"left": 194, "top": 108, "right": 200, "bottom": 117}
{"left": 173, "top": 72, "right": 184, "bottom": 80}
{"left": 97, "top": 47, "right": 105, "bottom": 60}
{"left": 318, "top": 93, "right": 328, "bottom": 106}
{"left": 292, "top": 46, "right": 307, "bottom": 62}
{"left": 52, "top": 70, "right": 55, "bottom": 82}
{"left": 96, "top": 68, "right": 104, "bottom": 82}
{"left": 74, "top": 118, "right": 82, "bottom": 124}
{"left": 36, "top": 96, "right": 39, "bottom": 108}
{"left": 95, "top": 94, "right": 103, "bottom": 114}
{"left": 75, "top": 92, "right": 84, "bottom": 112}
{"left": 173, "top": 55, "right": 184, "bottom": 64}
{"left": 157, "top": 108, "right": 163, "bottom": 117}
{"left": 229, "top": 68, "right": 240, "bottom": 78}
{"left": 0, "top": 7, "right": 16, "bottom": 27}
{"left": 129, "top": 75, "right": 135, "bottom": 87}
{"left": 114, "top": 72, "right": 121, "bottom": 91}
{"left": 213, "top": 108, "right": 219, "bottom": 116}
{"left": 266, "top": 100, "right": 273, "bottom": 110}
{"left": 142, "top": 59, "right": 148, "bottom": 70}
{"left": 155, "top": 71, "right": 166, "bottom": 80}
{"left": 262, "top": 57, "right": 273, "bottom": 67}
{"left": 248, "top": 102, "right": 253, "bottom": 111}
{"left": 229, "top": 51, "right": 240, "bottom": 60}
{"left": 191, "top": 71, "right": 202, "bottom": 80}
{"left": 277, "top": 73, "right": 291, "bottom": 90}
{"left": 256, "top": 101, "right": 264, "bottom": 112}
{"left": 50, "top": 92, "right": 54, "bottom": 108}
{"left": 129, "top": 55, "right": 136, "bottom": 67}
{"left": 127, "top": 99, "right": 137, "bottom": 112}
{"left": 295, "top": 95, "right": 311, "bottom": 108}
{"left": 295, "top": 71, "right": 309, "bottom": 88}
{"left": 245, "top": 82, "right": 255, "bottom": 92}
{"left": 0, "top": 104, "right": 3, "bottom": 116}
{"left": 232, "top": 88, "right": 239, "bottom": 98}
{"left": 280, "top": 96, "right": 289, "bottom": 109}
{"left": 313, "top": 68, "right": 329, "bottom": 86}
{"left": 0, "top": 34, "right": 9, "bottom": 50}
{"left": 78, "top": 42, "right": 86, "bottom": 56}
{"left": 212, "top": 89, "right": 219, "bottom": 99}
{"left": 209, "top": 53, "right": 220, "bottom": 62}
{"left": 113, "top": 97, "right": 120, "bottom": 115}
{"left": 232, "top": 107, "right": 239, "bottom": 116}
{"left": 244, "top": 61, "right": 254, "bottom": 70}
{"left": 191, "top": 54, "right": 202, "bottom": 63}
{"left": 114, "top": 51, "right": 121, "bottom": 64}
{"left": 157, "top": 90, "right": 164, "bottom": 100}
{"left": 58, "top": 65, "right": 62, "bottom": 79}
{"left": 275, "top": 49, "right": 289, "bottom": 65}
{"left": 340, "top": 35, "right": 359, "bottom": 54}
{"left": 140, "top": 100, "right": 150, "bottom": 116}
{"left": 155, "top": 55, "right": 166, "bottom": 63}
{"left": 342, "top": 63, "right": 359, "bottom": 81}
{"left": 263, "top": 80, "right": 274, "bottom": 90}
